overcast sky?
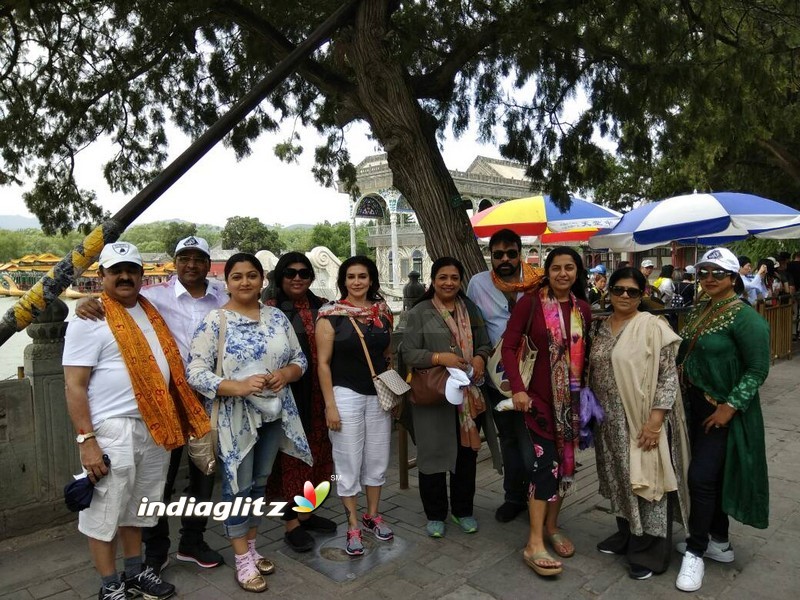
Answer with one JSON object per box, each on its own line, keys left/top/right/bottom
{"left": 0, "top": 117, "right": 507, "bottom": 229}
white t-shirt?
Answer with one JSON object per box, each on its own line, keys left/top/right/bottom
{"left": 62, "top": 302, "right": 170, "bottom": 427}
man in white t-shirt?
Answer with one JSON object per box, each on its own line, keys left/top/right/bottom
{"left": 63, "top": 242, "right": 177, "bottom": 600}
{"left": 75, "top": 236, "right": 228, "bottom": 573}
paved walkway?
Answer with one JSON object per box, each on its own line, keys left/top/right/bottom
{"left": 1, "top": 356, "right": 798, "bottom": 599}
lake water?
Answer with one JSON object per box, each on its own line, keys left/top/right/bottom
{"left": 0, "top": 296, "right": 78, "bottom": 379}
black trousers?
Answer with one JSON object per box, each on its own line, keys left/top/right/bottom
{"left": 143, "top": 445, "right": 216, "bottom": 563}
{"left": 417, "top": 413, "right": 485, "bottom": 521}
{"left": 686, "top": 386, "right": 730, "bottom": 556}
{"left": 485, "top": 385, "right": 529, "bottom": 506}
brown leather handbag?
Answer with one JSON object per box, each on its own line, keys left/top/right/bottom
{"left": 409, "top": 365, "right": 449, "bottom": 406}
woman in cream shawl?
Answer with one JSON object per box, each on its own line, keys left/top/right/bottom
{"left": 588, "top": 267, "right": 689, "bottom": 581}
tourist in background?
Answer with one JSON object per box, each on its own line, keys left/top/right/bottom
{"left": 264, "top": 252, "right": 336, "bottom": 553}
{"left": 502, "top": 247, "right": 592, "bottom": 577}
{"left": 316, "top": 256, "right": 394, "bottom": 556}
{"left": 403, "top": 257, "right": 492, "bottom": 538}
{"left": 188, "top": 253, "right": 311, "bottom": 592}
{"left": 589, "top": 267, "right": 690, "bottom": 581}
{"left": 675, "top": 248, "right": 770, "bottom": 593}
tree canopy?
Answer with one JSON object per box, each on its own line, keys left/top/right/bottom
{"left": 221, "top": 216, "right": 281, "bottom": 254}
{"left": 1, "top": 1, "right": 798, "bottom": 276}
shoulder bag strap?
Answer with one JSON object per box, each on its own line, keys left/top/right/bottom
{"left": 348, "top": 316, "right": 378, "bottom": 378}
{"left": 211, "top": 310, "right": 228, "bottom": 429}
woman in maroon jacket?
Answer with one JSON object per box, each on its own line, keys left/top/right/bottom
{"left": 501, "top": 247, "right": 592, "bottom": 577}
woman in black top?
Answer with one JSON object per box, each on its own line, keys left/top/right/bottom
{"left": 316, "top": 256, "right": 395, "bottom": 556}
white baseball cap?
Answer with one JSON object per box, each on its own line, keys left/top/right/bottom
{"left": 695, "top": 247, "right": 739, "bottom": 273}
{"left": 685, "top": 265, "right": 696, "bottom": 274}
{"left": 99, "top": 242, "right": 142, "bottom": 268}
{"left": 174, "top": 236, "right": 211, "bottom": 257}
{"left": 641, "top": 259, "right": 655, "bottom": 268}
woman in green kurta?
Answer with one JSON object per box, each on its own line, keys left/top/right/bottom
{"left": 675, "top": 248, "right": 770, "bottom": 594}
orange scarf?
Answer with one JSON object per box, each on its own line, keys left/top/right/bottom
{"left": 490, "top": 262, "right": 544, "bottom": 293}
{"left": 101, "top": 293, "right": 210, "bottom": 450}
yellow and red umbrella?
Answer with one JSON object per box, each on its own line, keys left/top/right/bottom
{"left": 471, "top": 195, "right": 621, "bottom": 238}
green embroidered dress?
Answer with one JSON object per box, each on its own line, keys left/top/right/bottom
{"left": 678, "top": 297, "right": 770, "bottom": 528}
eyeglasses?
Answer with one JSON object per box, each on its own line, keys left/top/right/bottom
{"left": 492, "top": 249, "right": 519, "bottom": 260}
{"left": 284, "top": 267, "right": 313, "bottom": 280}
{"left": 609, "top": 286, "right": 643, "bottom": 299}
{"left": 697, "top": 268, "right": 732, "bottom": 281}
{"left": 175, "top": 255, "right": 208, "bottom": 265}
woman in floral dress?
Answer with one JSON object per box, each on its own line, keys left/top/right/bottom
{"left": 589, "top": 267, "right": 689, "bottom": 581}
{"left": 188, "top": 252, "right": 311, "bottom": 592}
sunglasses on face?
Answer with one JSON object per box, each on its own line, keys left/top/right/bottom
{"left": 492, "top": 249, "right": 519, "bottom": 260}
{"left": 609, "top": 286, "right": 643, "bottom": 299}
{"left": 175, "top": 255, "right": 208, "bottom": 265}
{"left": 284, "top": 267, "right": 313, "bottom": 280}
{"left": 697, "top": 268, "right": 732, "bottom": 281}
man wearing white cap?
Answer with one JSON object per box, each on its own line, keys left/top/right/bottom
{"left": 63, "top": 242, "right": 210, "bottom": 600}
{"left": 75, "top": 236, "right": 228, "bottom": 572}
{"left": 640, "top": 259, "right": 656, "bottom": 297}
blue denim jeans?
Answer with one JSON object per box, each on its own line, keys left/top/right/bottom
{"left": 221, "top": 420, "right": 282, "bottom": 539}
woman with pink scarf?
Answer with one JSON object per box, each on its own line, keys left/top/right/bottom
{"left": 502, "top": 247, "right": 592, "bottom": 577}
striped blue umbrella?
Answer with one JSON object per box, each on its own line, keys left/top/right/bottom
{"left": 589, "top": 192, "right": 800, "bottom": 251}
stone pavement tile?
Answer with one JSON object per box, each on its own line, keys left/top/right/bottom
{"left": 437, "top": 584, "right": 497, "bottom": 599}
{"left": 394, "top": 560, "right": 443, "bottom": 588}
{"left": 0, "top": 590, "right": 33, "bottom": 600}
{"left": 25, "top": 591, "right": 79, "bottom": 600}
{"left": 27, "top": 578, "right": 70, "bottom": 600}
{"left": 59, "top": 566, "right": 97, "bottom": 600}
{"left": 158, "top": 562, "right": 212, "bottom": 596}
{"left": 382, "top": 506, "right": 427, "bottom": 529}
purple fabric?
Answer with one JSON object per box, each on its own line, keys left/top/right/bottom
{"left": 579, "top": 387, "right": 605, "bottom": 449}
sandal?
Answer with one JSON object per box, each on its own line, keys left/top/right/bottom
{"left": 546, "top": 531, "right": 575, "bottom": 558}
{"left": 523, "top": 550, "right": 563, "bottom": 577}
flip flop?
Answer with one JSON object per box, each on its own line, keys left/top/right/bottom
{"left": 546, "top": 532, "right": 575, "bottom": 558}
{"left": 523, "top": 550, "right": 563, "bottom": 577}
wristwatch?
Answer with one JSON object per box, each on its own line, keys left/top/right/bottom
{"left": 76, "top": 432, "right": 96, "bottom": 444}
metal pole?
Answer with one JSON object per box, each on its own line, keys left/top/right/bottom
{"left": 0, "top": 0, "right": 360, "bottom": 347}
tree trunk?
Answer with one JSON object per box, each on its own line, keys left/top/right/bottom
{"left": 347, "top": 0, "right": 487, "bottom": 279}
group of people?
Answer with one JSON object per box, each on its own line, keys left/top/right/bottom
{"left": 62, "top": 230, "right": 772, "bottom": 599}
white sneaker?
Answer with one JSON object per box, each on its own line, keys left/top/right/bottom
{"left": 676, "top": 539, "right": 735, "bottom": 563}
{"left": 676, "top": 552, "right": 705, "bottom": 592}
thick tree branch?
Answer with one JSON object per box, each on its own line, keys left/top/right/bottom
{"left": 210, "top": 0, "right": 357, "bottom": 101}
{"left": 757, "top": 138, "right": 800, "bottom": 184}
{"left": 410, "top": 20, "right": 501, "bottom": 100}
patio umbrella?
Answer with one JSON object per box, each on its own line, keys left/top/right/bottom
{"left": 471, "top": 195, "right": 622, "bottom": 238}
{"left": 588, "top": 192, "right": 800, "bottom": 252}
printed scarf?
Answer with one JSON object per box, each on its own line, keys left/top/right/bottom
{"left": 540, "top": 286, "right": 585, "bottom": 495}
{"left": 491, "top": 262, "right": 544, "bottom": 293}
{"left": 317, "top": 298, "right": 393, "bottom": 328}
{"left": 102, "top": 293, "right": 210, "bottom": 450}
{"left": 431, "top": 296, "right": 486, "bottom": 450}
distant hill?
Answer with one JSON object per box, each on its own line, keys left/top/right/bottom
{"left": 0, "top": 215, "right": 40, "bottom": 230}
{"left": 281, "top": 224, "right": 315, "bottom": 230}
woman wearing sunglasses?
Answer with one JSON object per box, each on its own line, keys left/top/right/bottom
{"left": 588, "top": 267, "right": 690, "bottom": 581}
{"left": 674, "top": 248, "right": 770, "bottom": 593}
{"left": 501, "top": 247, "right": 592, "bottom": 577}
{"left": 264, "top": 252, "right": 337, "bottom": 553}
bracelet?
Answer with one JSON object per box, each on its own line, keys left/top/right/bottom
{"left": 645, "top": 424, "right": 663, "bottom": 434}
{"left": 433, "top": 352, "right": 439, "bottom": 366}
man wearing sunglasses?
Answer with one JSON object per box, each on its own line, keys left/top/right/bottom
{"left": 75, "top": 236, "right": 228, "bottom": 573}
{"left": 467, "top": 228, "right": 543, "bottom": 523}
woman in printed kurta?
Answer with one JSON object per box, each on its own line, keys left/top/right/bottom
{"left": 674, "top": 247, "right": 770, "bottom": 593}
{"left": 264, "top": 252, "right": 336, "bottom": 553}
{"left": 188, "top": 253, "right": 311, "bottom": 593}
{"left": 589, "top": 267, "right": 689, "bottom": 581}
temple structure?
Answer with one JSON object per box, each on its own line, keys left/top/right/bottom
{"left": 341, "top": 154, "right": 535, "bottom": 288}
